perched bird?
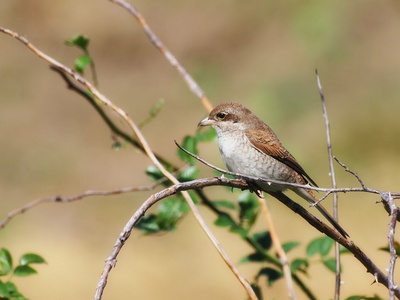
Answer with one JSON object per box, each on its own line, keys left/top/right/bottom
{"left": 198, "top": 102, "right": 348, "bottom": 238}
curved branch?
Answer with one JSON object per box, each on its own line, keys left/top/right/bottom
{"left": 175, "top": 142, "right": 400, "bottom": 298}
{"left": 94, "top": 177, "right": 250, "bottom": 299}
{"left": 108, "top": 0, "right": 213, "bottom": 112}
{"left": 176, "top": 141, "right": 400, "bottom": 199}
{"left": 94, "top": 176, "right": 400, "bottom": 298}
{"left": 0, "top": 27, "right": 256, "bottom": 300}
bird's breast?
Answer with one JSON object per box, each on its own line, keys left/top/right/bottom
{"left": 216, "top": 131, "right": 297, "bottom": 190}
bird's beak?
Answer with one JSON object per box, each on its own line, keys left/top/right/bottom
{"left": 198, "top": 117, "right": 214, "bottom": 127}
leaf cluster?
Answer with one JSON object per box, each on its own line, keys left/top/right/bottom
{"left": 0, "top": 248, "right": 45, "bottom": 300}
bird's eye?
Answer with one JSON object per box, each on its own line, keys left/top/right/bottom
{"left": 217, "top": 112, "right": 227, "bottom": 119}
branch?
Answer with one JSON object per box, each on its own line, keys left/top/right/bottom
{"left": 50, "top": 66, "right": 175, "bottom": 170}
{"left": 385, "top": 192, "right": 399, "bottom": 300}
{"left": 176, "top": 141, "right": 400, "bottom": 198}
{"left": 0, "top": 178, "right": 171, "bottom": 229}
{"left": 316, "top": 70, "right": 342, "bottom": 299}
{"left": 334, "top": 156, "right": 368, "bottom": 190}
{"left": 94, "top": 177, "right": 251, "bottom": 300}
{"left": 334, "top": 157, "right": 400, "bottom": 220}
{"left": 268, "top": 190, "right": 400, "bottom": 298}
{"left": 175, "top": 142, "right": 400, "bottom": 297}
{"left": 92, "top": 175, "right": 400, "bottom": 298}
{"left": 108, "top": 0, "right": 213, "bottom": 113}
{"left": 0, "top": 27, "right": 256, "bottom": 300}
{"left": 257, "top": 197, "right": 298, "bottom": 300}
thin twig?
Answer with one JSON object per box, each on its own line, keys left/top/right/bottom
{"left": 0, "top": 27, "right": 256, "bottom": 300}
{"left": 268, "top": 191, "right": 400, "bottom": 298}
{"left": 257, "top": 197, "right": 297, "bottom": 300}
{"left": 316, "top": 70, "right": 342, "bottom": 299}
{"left": 50, "top": 66, "right": 175, "bottom": 170}
{"left": 385, "top": 192, "right": 398, "bottom": 300}
{"left": 175, "top": 143, "right": 400, "bottom": 296}
{"left": 94, "top": 177, "right": 254, "bottom": 300}
{"left": 99, "top": 175, "right": 400, "bottom": 298}
{"left": 334, "top": 157, "right": 368, "bottom": 190}
{"left": 175, "top": 141, "right": 400, "bottom": 197}
{"left": 108, "top": 0, "right": 213, "bottom": 113}
{"left": 53, "top": 59, "right": 257, "bottom": 298}
{"left": 0, "top": 181, "right": 167, "bottom": 229}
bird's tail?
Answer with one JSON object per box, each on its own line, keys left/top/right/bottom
{"left": 293, "top": 188, "right": 349, "bottom": 238}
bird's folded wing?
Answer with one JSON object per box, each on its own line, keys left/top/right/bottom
{"left": 245, "top": 128, "right": 318, "bottom": 187}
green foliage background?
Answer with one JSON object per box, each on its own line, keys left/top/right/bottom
{"left": 1, "top": 0, "right": 400, "bottom": 299}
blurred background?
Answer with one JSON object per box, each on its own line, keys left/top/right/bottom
{"left": 1, "top": 0, "right": 400, "bottom": 299}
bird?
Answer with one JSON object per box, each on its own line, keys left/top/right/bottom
{"left": 198, "top": 102, "right": 348, "bottom": 238}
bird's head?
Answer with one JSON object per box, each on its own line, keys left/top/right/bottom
{"left": 198, "top": 102, "right": 254, "bottom": 132}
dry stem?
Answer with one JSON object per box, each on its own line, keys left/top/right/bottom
{"left": 0, "top": 26, "right": 256, "bottom": 300}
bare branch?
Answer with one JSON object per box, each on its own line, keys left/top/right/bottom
{"left": 94, "top": 176, "right": 250, "bottom": 300}
{"left": 90, "top": 176, "right": 400, "bottom": 298}
{"left": 0, "top": 27, "right": 256, "bottom": 300}
{"left": 0, "top": 180, "right": 170, "bottom": 229}
{"left": 175, "top": 142, "right": 400, "bottom": 295}
{"left": 175, "top": 140, "right": 400, "bottom": 197}
{"left": 50, "top": 66, "right": 176, "bottom": 170}
{"left": 108, "top": 0, "right": 213, "bottom": 113}
{"left": 268, "top": 190, "right": 400, "bottom": 298}
{"left": 2, "top": 8, "right": 400, "bottom": 299}
{"left": 316, "top": 70, "right": 342, "bottom": 299}
{"left": 257, "top": 197, "right": 298, "bottom": 300}
{"left": 334, "top": 156, "right": 368, "bottom": 190}
{"left": 385, "top": 192, "right": 399, "bottom": 300}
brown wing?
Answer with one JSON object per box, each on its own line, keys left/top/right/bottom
{"left": 245, "top": 128, "right": 318, "bottom": 187}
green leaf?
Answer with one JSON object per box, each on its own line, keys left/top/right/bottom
{"left": 149, "top": 99, "right": 164, "bottom": 117}
{"left": 135, "top": 215, "right": 160, "bottom": 234}
{"left": 14, "top": 265, "right": 37, "bottom": 277}
{"left": 237, "top": 190, "right": 259, "bottom": 229}
{"left": 112, "top": 141, "right": 122, "bottom": 150}
{"left": 251, "top": 284, "right": 262, "bottom": 300}
{"left": 185, "top": 191, "right": 198, "bottom": 205}
{"left": 146, "top": 165, "right": 166, "bottom": 182}
{"left": 195, "top": 127, "right": 217, "bottom": 142}
{"left": 306, "top": 236, "right": 334, "bottom": 257}
{"left": 177, "top": 136, "right": 198, "bottom": 164}
{"left": 0, "top": 281, "right": 26, "bottom": 299}
{"left": 75, "top": 54, "right": 92, "bottom": 74}
{"left": 258, "top": 267, "right": 282, "bottom": 286}
{"left": 177, "top": 165, "right": 199, "bottom": 182}
{"left": 65, "top": 35, "right": 89, "bottom": 51}
{"left": 322, "top": 258, "right": 337, "bottom": 273}
{"left": 239, "top": 253, "right": 266, "bottom": 263}
{"left": 157, "top": 198, "right": 185, "bottom": 231}
{"left": 20, "top": 253, "right": 46, "bottom": 265}
{"left": 0, "top": 281, "right": 11, "bottom": 298}
{"left": 139, "top": 99, "right": 165, "bottom": 128}
{"left": 229, "top": 226, "right": 249, "bottom": 238}
{"left": 214, "top": 214, "right": 236, "bottom": 228}
{"left": 0, "top": 248, "right": 12, "bottom": 275}
{"left": 211, "top": 200, "right": 236, "bottom": 210}
{"left": 290, "top": 258, "right": 309, "bottom": 273}
{"left": 339, "top": 245, "right": 350, "bottom": 254}
{"left": 345, "top": 296, "right": 384, "bottom": 300}
{"left": 345, "top": 296, "right": 365, "bottom": 300}
{"left": 379, "top": 241, "right": 400, "bottom": 256}
{"left": 282, "top": 241, "right": 300, "bottom": 253}
{"left": 251, "top": 231, "right": 272, "bottom": 251}
{"left": 215, "top": 171, "right": 234, "bottom": 180}
{"left": 12, "top": 296, "right": 29, "bottom": 300}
